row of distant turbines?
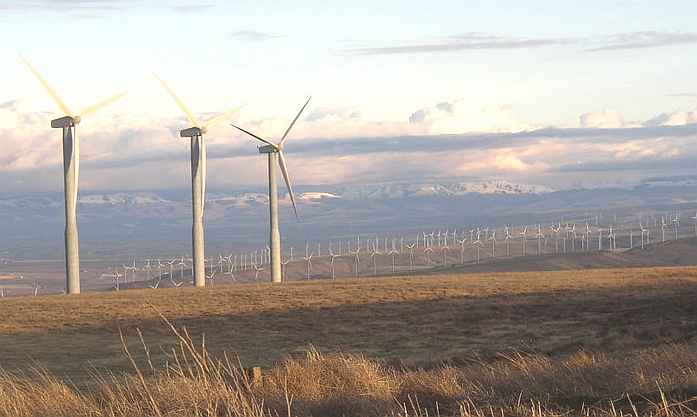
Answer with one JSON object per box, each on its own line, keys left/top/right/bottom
{"left": 76, "top": 211, "right": 696, "bottom": 293}
{"left": 21, "top": 58, "right": 309, "bottom": 295}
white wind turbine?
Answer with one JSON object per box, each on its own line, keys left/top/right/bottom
{"left": 608, "top": 227, "right": 616, "bottom": 250}
{"left": 406, "top": 242, "right": 416, "bottom": 271}
{"left": 22, "top": 58, "right": 125, "bottom": 295}
{"left": 156, "top": 76, "right": 242, "bottom": 288}
{"left": 350, "top": 237, "right": 361, "bottom": 278}
{"left": 370, "top": 242, "right": 379, "bottom": 275}
{"left": 440, "top": 244, "right": 448, "bottom": 265}
{"left": 457, "top": 236, "right": 468, "bottom": 264}
{"left": 303, "top": 242, "right": 314, "bottom": 280}
{"left": 551, "top": 224, "right": 560, "bottom": 254}
{"left": 520, "top": 226, "right": 528, "bottom": 256}
{"left": 535, "top": 225, "right": 544, "bottom": 256}
{"left": 424, "top": 246, "right": 434, "bottom": 265}
{"left": 123, "top": 260, "right": 138, "bottom": 284}
{"left": 231, "top": 98, "right": 311, "bottom": 284}
{"left": 328, "top": 242, "right": 340, "bottom": 280}
{"left": 473, "top": 230, "right": 483, "bottom": 264}
{"left": 640, "top": 222, "right": 649, "bottom": 249}
{"left": 661, "top": 217, "right": 667, "bottom": 243}
{"left": 672, "top": 214, "right": 680, "bottom": 241}
{"left": 488, "top": 231, "right": 497, "bottom": 258}
{"left": 504, "top": 225, "right": 512, "bottom": 257}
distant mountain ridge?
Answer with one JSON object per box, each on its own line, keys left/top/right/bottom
{"left": 0, "top": 179, "right": 553, "bottom": 209}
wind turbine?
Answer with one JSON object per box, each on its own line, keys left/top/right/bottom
{"left": 520, "top": 226, "right": 528, "bottom": 256}
{"left": 22, "top": 58, "right": 125, "bottom": 295}
{"left": 504, "top": 225, "right": 512, "bottom": 257}
{"left": 473, "top": 231, "right": 483, "bottom": 264}
{"left": 351, "top": 238, "right": 361, "bottom": 278}
{"left": 640, "top": 223, "right": 649, "bottom": 249}
{"left": 406, "top": 243, "right": 416, "bottom": 271}
{"left": 488, "top": 231, "right": 497, "bottom": 258}
{"left": 661, "top": 217, "right": 667, "bottom": 243}
{"left": 156, "top": 76, "right": 241, "bottom": 288}
{"left": 454, "top": 235, "right": 466, "bottom": 264}
{"left": 303, "top": 242, "right": 314, "bottom": 280}
{"left": 231, "top": 97, "right": 311, "bottom": 284}
{"left": 370, "top": 242, "right": 379, "bottom": 275}
{"left": 672, "top": 214, "right": 680, "bottom": 241}
{"left": 328, "top": 242, "right": 340, "bottom": 279}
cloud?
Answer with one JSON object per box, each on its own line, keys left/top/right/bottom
{"left": 345, "top": 31, "right": 697, "bottom": 56}
{"left": 579, "top": 110, "right": 627, "bottom": 129}
{"left": 0, "top": 0, "right": 131, "bottom": 12}
{"left": 347, "top": 32, "right": 574, "bottom": 55}
{"left": 410, "top": 100, "right": 532, "bottom": 133}
{"left": 588, "top": 31, "right": 697, "bottom": 52}
{"left": 170, "top": 4, "right": 214, "bottom": 13}
{"left": 644, "top": 110, "right": 697, "bottom": 127}
{"left": 304, "top": 107, "right": 361, "bottom": 123}
{"left": 4, "top": 97, "right": 697, "bottom": 192}
{"left": 229, "top": 30, "right": 279, "bottom": 42}
{"left": 667, "top": 93, "right": 697, "bottom": 98}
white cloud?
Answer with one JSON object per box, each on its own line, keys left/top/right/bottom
{"left": 579, "top": 110, "right": 626, "bottom": 128}
{"left": 644, "top": 110, "right": 697, "bottom": 127}
{"left": 3, "top": 98, "right": 697, "bottom": 192}
{"left": 409, "top": 100, "right": 532, "bottom": 134}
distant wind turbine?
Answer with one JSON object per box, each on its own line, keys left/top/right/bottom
{"left": 231, "top": 97, "right": 311, "bottom": 283}
{"left": 22, "top": 57, "right": 125, "bottom": 295}
{"left": 156, "top": 76, "right": 241, "bottom": 287}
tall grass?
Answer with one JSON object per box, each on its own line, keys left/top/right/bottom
{"left": 3, "top": 318, "right": 697, "bottom": 417}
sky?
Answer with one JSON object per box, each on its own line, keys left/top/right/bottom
{"left": 1, "top": 0, "right": 697, "bottom": 192}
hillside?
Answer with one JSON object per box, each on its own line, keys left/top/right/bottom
{"left": 2, "top": 266, "right": 697, "bottom": 385}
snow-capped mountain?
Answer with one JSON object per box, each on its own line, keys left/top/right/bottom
{"left": 79, "top": 193, "right": 172, "bottom": 205}
{"left": 0, "top": 180, "right": 551, "bottom": 211}
{"left": 336, "top": 180, "right": 554, "bottom": 200}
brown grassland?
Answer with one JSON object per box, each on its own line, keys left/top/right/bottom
{"left": 2, "top": 266, "right": 697, "bottom": 416}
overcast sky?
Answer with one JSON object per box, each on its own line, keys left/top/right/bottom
{"left": 1, "top": 0, "right": 697, "bottom": 192}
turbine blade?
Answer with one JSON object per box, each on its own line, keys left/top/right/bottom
{"left": 277, "top": 151, "right": 299, "bottom": 220}
{"left": 280, "top": 96, "right": 311, "bottom": 146}
{"left": 80, "top": 92, "right": 127, "bottom": 118}
{"left": 230, "top": 124, "right": 277, "bottom": 148}
{"left": 154, "top": 75, "right": 200, "bottom": 127}
{"left": 21, "top": 56, "right": 73, "bottom": 116}
{"left": 203, "top": 105, "right": 244, "bottom": 130}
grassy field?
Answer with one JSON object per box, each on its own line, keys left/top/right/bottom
{"left": 2, "top": 266, "right": 697, "bottom": 416}
{"left": 2, "top": 266, "right": 697, "bottom": 377}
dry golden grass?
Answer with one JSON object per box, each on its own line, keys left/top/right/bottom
{"left": 3, "top": 320, "right": 697, "bottom": 417}
{"left": 2, "top": 266, "right": 697, "bottom": 384}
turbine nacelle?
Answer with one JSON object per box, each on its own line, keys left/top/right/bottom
{"left": 258, "top": 144, "right": 278, "bottom": 154}
{"left": 51, "top": 116, "right": 79, "bottom": 129}
{"left": 180, "top": 126, "right": 205, "bottom": 138}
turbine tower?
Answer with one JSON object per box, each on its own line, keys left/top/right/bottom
{"left": 156, "top": 76, "right": 241, "bottom": 287}
{"left": 22, "top": 58, "right": 124, "bottom": 295}
{"left": 231, "top": 97, "right": 311, "bottom": 283}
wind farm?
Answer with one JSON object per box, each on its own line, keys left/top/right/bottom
{"left": 4, "top": 2, "right": 697, "bottom": 416}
